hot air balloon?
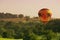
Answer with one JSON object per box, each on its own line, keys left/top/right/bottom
{"left": 38, "top": 8, "right": 52, "bottom": 24}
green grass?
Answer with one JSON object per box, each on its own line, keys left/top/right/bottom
{"left": 0, "top": 38, "right": 23, "bottom": 40}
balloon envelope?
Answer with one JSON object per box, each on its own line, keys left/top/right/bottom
{"left": 38, "top": 8, "right": 52, "bottom": 23}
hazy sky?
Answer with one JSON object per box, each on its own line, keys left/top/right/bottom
{"left": 0, "top": 0, "right": 60, "bottom": 18}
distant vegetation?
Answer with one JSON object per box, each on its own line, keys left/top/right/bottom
{"left": 0, "top": 12, "right": 39, "bottom": 22}
{"left": 0, "top": 12, "right": 38, "bottom": 18}
{"left": 0, "top": 12, "right": 60, "bottom": 40}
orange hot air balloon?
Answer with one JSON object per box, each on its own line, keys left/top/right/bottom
{"left": 38, "top": 8, "right": 52, "bottom": 24}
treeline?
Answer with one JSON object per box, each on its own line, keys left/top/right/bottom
{"left": 0, "top": 12, "right": 32, "bottom": 19}
{"left": 0, "top": 12, "right": 17, "bottom": 18}
{"left": 0, "top": 19, "right": 60, "bottom": 40}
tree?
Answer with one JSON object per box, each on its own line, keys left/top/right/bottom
{"left": 0, "top": 12, "right": 5, "bottom": 18}
{"left": 18, "top": 14, "right": 24, "bottom": 18}
{"left": 25, "top": 16, "right": 30, "bottom": 21}
{"left": 2, "top": 32, "right": 8, "bottom": 38}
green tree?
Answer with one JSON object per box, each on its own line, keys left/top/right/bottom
{"left": 25, "top": 16, "right": 30, "bottom": 21}
{"left": 18, "top": 14, "right": 24, "bottom": 18}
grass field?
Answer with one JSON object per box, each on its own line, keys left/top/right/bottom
{"left": 0, "top": 18, "right": 25, "bottom": 22}
{"left": 0, "top": 38, "right": 23, "bottom": 40}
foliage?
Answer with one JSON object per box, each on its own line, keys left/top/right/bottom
{"left": 0, "top": 19, "right": 60, "bottom": 40}
{"left": 18, "top": 14, "right": 24, "bottom": 18}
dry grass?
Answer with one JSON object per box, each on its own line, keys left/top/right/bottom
{"left": 0, "top": 18, "right": 26, "bottom": 22}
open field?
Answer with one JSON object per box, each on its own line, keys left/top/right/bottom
{"left": 0, "top": 18, "right": 26, "bottom": 22}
